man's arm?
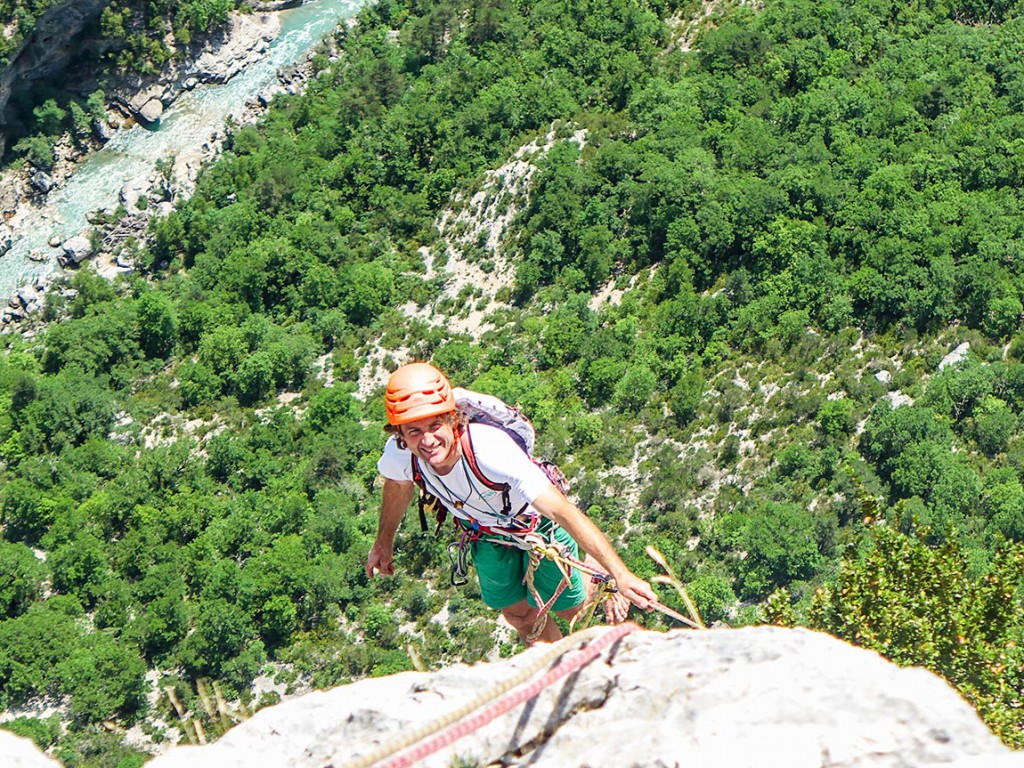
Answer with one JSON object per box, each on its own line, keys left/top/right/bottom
{"left": 530, "top": 486, "right": 655, "bottom": 610}
{"left": 366, "top": 478, "right": 416, "bottom": 578}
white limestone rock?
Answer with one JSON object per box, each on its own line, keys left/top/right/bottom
{"left": 137, "top": 97, "right": 164, "bottom": 125}
{"left": 0, "top": 730, "right": 62, "bottom": 767}
{"left": 190, "top": 13, "right": 280, "bottom": 84}
{"left": 60, "top": 235, "right": 94, "bottom": 265}
{"left": 939, "top": 342, "right": 971, "bottom": 370}
{"left": 145, "top": 626, "right": 1024, "bottom": 768}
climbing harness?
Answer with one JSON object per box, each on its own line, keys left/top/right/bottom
{"left": 448, "top": 518, "right": 702, "bottom": 639}
{"left": 332, "top": 622, "right": 642, "bottom": 768}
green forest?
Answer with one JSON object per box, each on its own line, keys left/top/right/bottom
{"left": 4, "top": 0, "right": 1024, "bottom": 762}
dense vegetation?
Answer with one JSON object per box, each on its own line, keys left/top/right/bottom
{"left": 4, "top": 0, "right": 1024, "bottom": 762}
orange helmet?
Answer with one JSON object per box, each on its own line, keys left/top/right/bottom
{"left": 385, "top": 363, "right": 456, "bottom": 425}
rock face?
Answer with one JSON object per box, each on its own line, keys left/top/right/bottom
{"left": 940, "top": 342, "right": 972, "bottom": 370}
{"left": 0, "top": 731, "right": 61, "bottom": 768}
{"left": 142, "top": 626, "right": 1024, "bottom": 768}
{"left": 0, "top": 0, "right": 110, "bottom": 155}
{"left": 110, "top": 12, "right": 280, "bottom": 126}
{"left": 0, "top": 4, "right": 281, "bottom": 153}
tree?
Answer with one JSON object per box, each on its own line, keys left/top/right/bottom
{"left": 0, "top": 542, "right": 45, "bottom": 620}
{"left": 970, "top": 396, "right": 1016, "bottom": 457}
{"left": 12, "top": 369, "right": 116, "bottom": 454}
{"left": 612, "top": 364, "right": 658, "bottom": 414}
{"left": 736, "top": 501, "right": 822, "bottom": 599}
{"left": 56, "top": 633, "right": 147, "bottom": 724}
{"left": 179, "top": 598, "right": 256, "bottom": 679}
{"left": 32, "top": 99, "right": 66, "bottom": 135}
{"left": 340, "top": 262, "right": 396, "bottom": 325}
{"left": 809, "top": 528, "right": 1024, "bottom": 747}
{"left": 137, "top": 292, "right": 177, "bottom": 358}
{"left": 48, "top": 532, "right": 111, "bottom": 608}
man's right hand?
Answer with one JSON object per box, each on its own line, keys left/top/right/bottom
{"left": 366, "top": 541, "right": 396, "bottom": 578}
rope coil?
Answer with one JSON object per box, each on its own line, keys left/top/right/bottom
{"left": 330, "top": 622, "right": 640, "bottom": 768}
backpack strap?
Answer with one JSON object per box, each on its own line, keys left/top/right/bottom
{"left": 459, "top": 425, "right": 513, "bottom": 516}
{"left": 410, "top": 454, "right": 448, "bottom": 534}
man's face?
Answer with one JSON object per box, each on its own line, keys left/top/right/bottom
{"left": 400, "top": 413, "right": 459, "bottom": 473}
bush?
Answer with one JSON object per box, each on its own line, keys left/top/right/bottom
{"left": 687, "top": 573, "right": 735, "bottom": 624}
{"left": 809, "top": 528, "right": 1024, "bottom": 748}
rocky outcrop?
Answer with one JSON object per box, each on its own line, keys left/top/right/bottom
{"left": 0, "top": 0, "right": 110, "bottom": 157}
{"left": 252, "top": 0, "right": 305, "bottom": 10}
{"left": 0, "top": 731, "right": 61, "bottom": 768}
{"left": 136, "top": 626, "right": 1023, "bottom": 768}
{"left": 109, "top": 12, "right": 280, "bottom": 127}
{"left": 0, "top": 3, "right": 281, "bottom": 152}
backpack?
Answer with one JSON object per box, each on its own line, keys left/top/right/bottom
{"left": 411, "top": 388, "right": 570, "bottom": 533}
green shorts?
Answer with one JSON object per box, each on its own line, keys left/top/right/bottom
{"left": 470, "top": 522, "right": 587, "bottom": 612}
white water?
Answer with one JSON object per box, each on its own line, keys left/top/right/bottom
{"left": 0, "top": 0, "right": 369, "bottom": 300}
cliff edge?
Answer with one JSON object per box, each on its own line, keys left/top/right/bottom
{"left": 4, "top": 625, "right": 1023, "bottom": 767}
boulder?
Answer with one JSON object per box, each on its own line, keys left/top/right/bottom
{"left": 145, "top": 626, "right": 1024, "bottom": 768}
{"left": 14, "top": 285, "right": 39, "bottom": 310}
{"left": 60, "top": 235, "right": 94, "bottom": 265}
{"left": 939, "top": 342, "right": 971, "bottom": 371}
{"left": 30, "top": 171, "right": 53, "bottom": 194}
{"left": 0, "top": 223, "right": 11, "bottom": 255}
{"left": 92, "top": 119, "right": 116, "bottom": 142}
{"left": 120, "top": 177, "right": 151, "bottom": 210}
{"left": 138, "top": 98, "right": 164, "bottom": 125}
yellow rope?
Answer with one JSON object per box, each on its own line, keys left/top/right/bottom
{"left": 331, "top": 624, "right": 614, "bottom": 768}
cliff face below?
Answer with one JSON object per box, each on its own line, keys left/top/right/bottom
{"left": 0, "top": 2, "right": 281, "bottom": 157}
{"left": 6, "top": 625, "right": 1019, "bottom": 768}
{"left": 0, "top": 0, "right": 111, "bottom": 155}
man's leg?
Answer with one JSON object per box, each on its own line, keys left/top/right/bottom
{"left": 502, "top": 600, "right": 563, "bottom": 644}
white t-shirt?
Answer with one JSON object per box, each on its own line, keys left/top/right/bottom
{"left": 377, "top": 423, "right": 553, "bottom": 529}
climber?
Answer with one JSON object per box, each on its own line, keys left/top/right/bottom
{"left": 366, "top": 362, "right": 657, "bottom": 644}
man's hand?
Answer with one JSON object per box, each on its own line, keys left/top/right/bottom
{"left": 613, "top": 571, "right": 656, "bottom": 611}
{"left": 367, "top": 478, "right": 415, "bottom": 578}
{"left": 366, "top": 541, "right": 396, "bottom": 578}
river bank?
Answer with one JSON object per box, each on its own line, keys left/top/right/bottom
{"left": 0, "top": 10, "right": 281, "bottom": 224}
{"left": 0, "top": 2, "right": 352, "bottom": 331}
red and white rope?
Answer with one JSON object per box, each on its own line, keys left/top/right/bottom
{"left": 332, "top": 622, "right": 640, "bottom": 768}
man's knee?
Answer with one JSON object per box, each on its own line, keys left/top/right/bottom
{"left": 501, "top": 600, "right": 537, "bottom": 626}
{"left": 554, "top": 601, "right": 585, "bottom": 622}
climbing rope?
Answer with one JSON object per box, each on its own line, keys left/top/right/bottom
{"left": 330, "top": 622, "right": 641, "bottom": 768}
{"left": 512, "top": 530, "right": 706, "bottom": 633}
{"left": 452, "top": 522, "right": 706, "bottom": 633}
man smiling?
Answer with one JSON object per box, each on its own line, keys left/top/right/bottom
{"left": 366, "top": 362, "right": 655, "bottom": 644}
